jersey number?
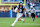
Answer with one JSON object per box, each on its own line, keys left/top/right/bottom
{"left": 19, "top": 9, "right": 22, "bottom": 12}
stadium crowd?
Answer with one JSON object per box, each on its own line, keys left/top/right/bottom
{"left": 0, "top": 0, "right": 40, "bottom": 17}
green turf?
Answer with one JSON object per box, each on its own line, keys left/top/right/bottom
{"left": 0, "top": 17, "right": 40, "bottom": 27}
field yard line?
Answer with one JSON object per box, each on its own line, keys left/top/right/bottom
{"left": 0, "top": 22, "right": 10, "bottom": 23}
{"left": 17, "top": 23, "right": 40, "bottom": 25}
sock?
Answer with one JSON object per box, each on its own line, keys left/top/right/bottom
{"left": 21, "top": 19, "right": 24, "bottom": 21}
{"left": 33, "top": 19, "right": 34, "bottom": 22}
{"left": 32, "top": 18, "right": 35, "bottom": 22}
{"left": 12, "top": 18, "right": 18, "bottom": 26}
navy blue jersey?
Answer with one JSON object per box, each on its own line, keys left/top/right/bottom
{"left": 17, "top": 5, "right": 25, "bottom": 13}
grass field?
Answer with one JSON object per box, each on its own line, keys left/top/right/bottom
{"left": 0, "top": 17, "right": 40, "bottom": 27}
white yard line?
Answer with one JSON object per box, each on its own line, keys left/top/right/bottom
{"left": 17, "top": 23, "right": 40, "bottom": 25}
{"left": 0, "top": 22, "right": 40, "bottom": 25}
{"left": 0, "top": 22, "right": 10, "bottom": 23}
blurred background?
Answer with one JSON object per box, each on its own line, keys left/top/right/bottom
{"left": 0, "top": 0, "right": 40, "bottom": 17}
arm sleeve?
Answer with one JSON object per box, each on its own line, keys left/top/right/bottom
{"left": 17, "top": 5, "right": 19, "bottom": 8}
{"left": 15, "top": 7, "right": 18, "bottom": 12}
{"left": 14, "top": 5, "right": 19, "bottom": 12}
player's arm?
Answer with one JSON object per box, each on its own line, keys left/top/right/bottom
{"left": 13, "top": 7, "right": 19, "bottom": 12}
{"left": 13, "top": 5, "right": 19, "bottom": 12}
{"left": 24, "top": 8, "right": 27, "bottom": 17}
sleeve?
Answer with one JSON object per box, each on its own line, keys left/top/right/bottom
{"left": 15, "top": 7, "right": 18, "bottom": 12}
{"left": 15, "top": 5, "right": 19, "bottom": 12}
{"left": 17, "top": 5, "right": 19, "bottom": 8}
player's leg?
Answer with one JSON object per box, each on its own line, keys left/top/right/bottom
{"left": 32, "top": 16, "right": 34, "bottom": 22}
{"left": 31, "top": 13, "right": 34, "bottom": 22}
{"left": 11, "top": 13, "right": 19, "bottom": 27}
{"left": 11, "top": 18, "right": 18, "bottom": 27}
{"left": 11, "top": 13, "right": 24, "bottom": 27}
{"left": 31, "top": 13, "right": 35, "bottom": 22}
{"left": 32, "top": 17, "right": 34, "bottom": 22}
{"left": 33, "top": 13, "right": 35, "bottom": 22}
{"left": 18, "top": 13, "right": 25, "bottom": 23}
{"left": 18, "top": 18, "right": 25, "bottom": 23}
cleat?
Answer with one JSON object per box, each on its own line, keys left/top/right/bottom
{"left": 11, "top": 26, "right": 12, "bottom": 27}
{"left": 11, "top": 24, "right": 13, "bottom": 27}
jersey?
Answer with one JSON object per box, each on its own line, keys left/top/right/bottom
{"left": 30, "top": 8, "right": 35, "bottom": 13}
{"left": 17, "top": 5, "right": 25, "bottom": 13}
